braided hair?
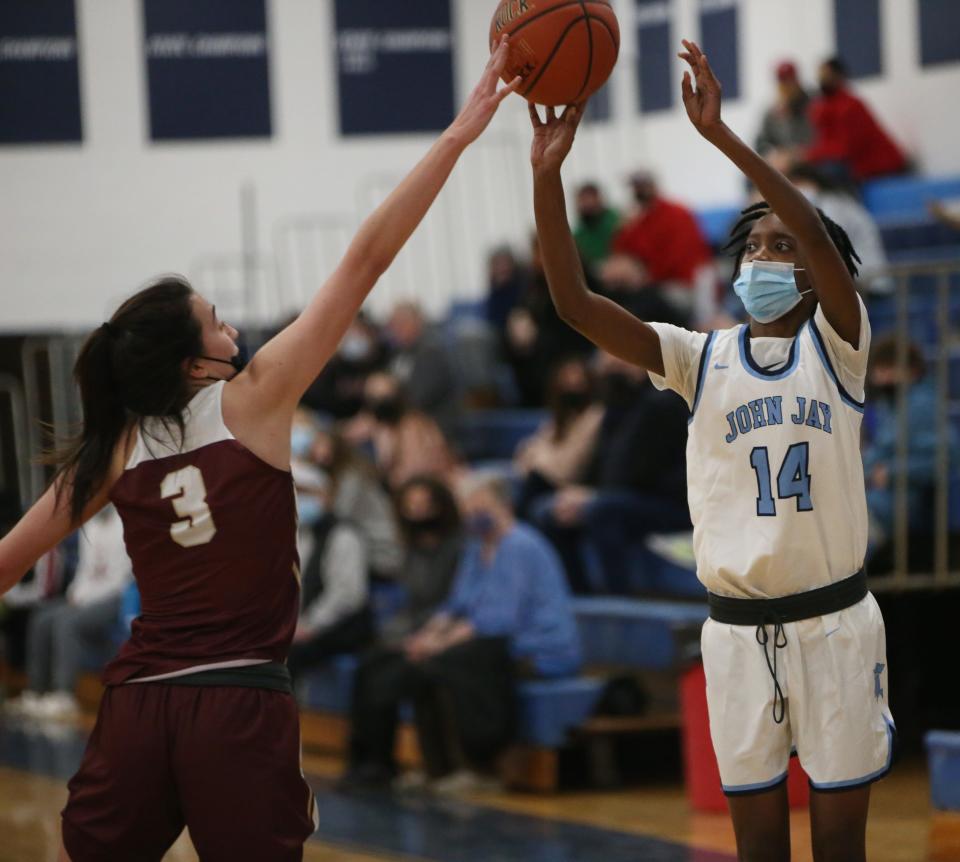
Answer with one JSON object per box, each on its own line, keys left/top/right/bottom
{"left": 723, "top": 201, "right": 861, "bottom": 279}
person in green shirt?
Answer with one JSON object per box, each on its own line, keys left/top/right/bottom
{"left": 572, "top": 182, "right": 620, "bottom": 270}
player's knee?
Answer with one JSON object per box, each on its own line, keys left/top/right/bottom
{"left": 811, "top": 827, "right": 866, "bottom": 862}
{"left": 734, "top": 824, "right": 790, "bottom": 862}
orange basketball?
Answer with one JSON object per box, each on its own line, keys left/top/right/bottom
{"left": 489, "top": 0, "right": 620, "bottom": 107}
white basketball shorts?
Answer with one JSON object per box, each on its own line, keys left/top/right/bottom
{"left": 702, "top": 592, "right": 895, "bottom": 794}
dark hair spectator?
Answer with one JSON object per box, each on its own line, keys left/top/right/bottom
{"left": 379, "top": 476, "right": 464, "bottom": 645}
{"left": 344, "top": 372, "right": 457, "bottom": 490}
{"left": 612, "top": 171, "right": 714, "bottom": 291}
{"left": 485, "top": 246, "right": 528, "bottom": 335}
{"left": 515, "top": 357, "right": 604, "bottom": 514}
{"left": 805, "top": 56, "right": 908, "bottom": 184}
{"left": 573, "top": 182, "right": 621, "bottom": 270}
{"left": 527, "top": 352, "right": 691, "bottom": 593}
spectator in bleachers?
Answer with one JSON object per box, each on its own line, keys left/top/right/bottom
{"left": 515, "top": 357, "right": 603, "bottom": 517}
{"left": 379, "top": 476, "right": 464, "bottom": 646}
{"left": 754, "top": 61, "right": 813, "bottom": 159}
{"left": 287, "top": 465, "right": 373, "bottom": 681}
{"left": 863, "top": 337, "right": 955, "bottom": 562}
{"left": 310, "top": 425, "right": 404, "bottom": 578}
{"left": 386, "top": 302, "right": 462, "bottom": 441}
{"left": 787, "top": 162, "right": 892, "bottom": 295}
{"left": 612, "top": 171, "right": 714, "bottom": 291}
{"left": 345, "top": 372, "right": 456, "bottom": 490}
{"left": 573, "top": 182, "right": 620, "bottom": 270}
{"left": 5, "top": 506, "right": 131, "bottom": 721}
{"left": 806, "top": 57, "right": 907, "bottom": 185}
{"left": 485, "top": 246, "right": 528, "bottom": 336}
{"left": 529, "top": 353, "right": 691, "bottom": 593}
{"left": 302, "top": 313, "right": 389, "bottom": 420}
{"left": 342, "top": 471, "right": 580, "bottom": 793}
{"left": 506, "top": 233, "right": 593, "bottom": 406}
{"left": 596, "top": 254, "right": 690, "bottom": 327}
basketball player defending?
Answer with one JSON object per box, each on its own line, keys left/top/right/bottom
{"left": 0, "top": 39, "right": 520, "bottom": 862}
{"left": 528, "top": 40, "right": 892, "bottom": 862}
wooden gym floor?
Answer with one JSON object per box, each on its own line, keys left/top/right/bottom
{"left": 0, "top": 711, "right": 953, "bottom": 862}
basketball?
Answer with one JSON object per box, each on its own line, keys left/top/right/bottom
{"left": 489, "top": 0, "right": 620, "bottom": 107}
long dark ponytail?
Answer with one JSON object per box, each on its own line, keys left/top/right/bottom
{"left": 51, "top": 276, "right": 203, "bottom": 523}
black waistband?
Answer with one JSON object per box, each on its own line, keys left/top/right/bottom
{"left": 708, "top": 571, "right": 867, "bottom": 625}
{"left": 151, "top": 661, "right": 292, "bottom": 694}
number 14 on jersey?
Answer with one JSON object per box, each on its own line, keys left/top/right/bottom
{"left": 749, "top": 443, "right": 813, "bottom": 516}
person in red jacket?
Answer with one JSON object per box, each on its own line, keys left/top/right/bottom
{"left": 806, "top": 58, "right": 907, "bottom": 184}
{"left": 612, "top": 171, "right": 713, "bottom": 289}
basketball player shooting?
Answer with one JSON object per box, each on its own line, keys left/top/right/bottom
{"left": 527, "top": 39, "right": 893, "bottom": 862}
{"left": 0, "top": 38, "right": 519, "bottom": 862}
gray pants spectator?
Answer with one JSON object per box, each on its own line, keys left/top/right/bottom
{"left": 27, "top": 596, "right": 121, "bottom": 694}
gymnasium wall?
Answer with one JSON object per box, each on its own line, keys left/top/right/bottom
{"left": 1, "top": 0, "right": 958, "bottom": 332}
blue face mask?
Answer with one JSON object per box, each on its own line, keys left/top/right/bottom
{"left": 733, "top": 261, "right": 811, "bottom": 324}
{"left": 291, "top": 426, "right": 315, "bottom": 460}
{"left": 297, "top": 494, "right": 326, "bottom": 527}
{"left": 467, "top": 512, "right": 497, "bottom": 539}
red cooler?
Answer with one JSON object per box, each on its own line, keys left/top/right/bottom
{"left": 680, "top": 662, "right": 809, "bottom": 811}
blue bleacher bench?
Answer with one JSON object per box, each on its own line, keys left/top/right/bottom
{"left": 926, "top": 731, "right": 960, "bottom": 811}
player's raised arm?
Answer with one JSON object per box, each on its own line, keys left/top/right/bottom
{"left": 529, "top": 104, "right": 665, "bottom": 376}
{"left": 678, "top": 39, "right": 860, "bottom": 346}
{"left": 239, "top": 38, "right": 522, "bottom": 412}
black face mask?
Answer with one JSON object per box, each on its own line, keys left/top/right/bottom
{"left": 557, "top": 390, "right": 592, "bottom": 411}
{"left": 873, "top": 383, "right": 898, "bottom": 401}
{"left": 368, "top": 398, "right": 403, "bottom": 424}
{"left": 403, "top": 515, "right": 445, "bottom": 535}
{"left": 820, "top": 82, "right": 839, "bottom": 97}
{"left": 579, "top": 210, "right": 604, "bottom": 228}
{"left": 200, "top": 351, "right": 247, "bottom": 380}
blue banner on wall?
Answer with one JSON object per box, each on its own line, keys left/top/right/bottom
{"left": 919, "top": 0, "right": 960, "bottom": 67}
{"left": 335, "top": 0, "right": 455, "bottom": 136}
{"left": 584, "top": 81, "right": 613, "bottom": 124}
{"left": 636, "top": 0, "right": 673, "bottom": 114}
{"left": 0, "top": 0, "right": 82, "bottom": 144}
{"left": 834, "top": 0, "right": 882, "bottom": 78}
{"left": 143, "top": 0, "right": 271, "bottom": 141}
{"left": 700, "top": 0, "right": 739, "bottom": 100}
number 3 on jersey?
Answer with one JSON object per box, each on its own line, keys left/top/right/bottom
{"left": 749, "top": 443, "right": 813, "bottom": 516}
{"left": 161, "top": 466, "right": 217, "bottom": 547}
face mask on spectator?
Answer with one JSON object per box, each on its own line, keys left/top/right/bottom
{"left": 297, "top": 494, "right": 326, "bottom": 527}
{"left": 579, "top": 210, "right": 604, "bottom": 228}
{"left": 557, "top": 389, "right": 591, "bottom": 411}
{"left": 369, "top": 397, "right": 403, "bottom": 424}
{"left": 402, "top": 514, "right": 446, "bottom": 536}
{"left": 340, "top": 333, "right": 374, "bottom": 363}
{"left": 466, "top": 511, "right": 497, "bottom": 539}
{"left": 733, "top": 261, "right": 811, "bottom": 324}
{"left": 291, "top": 426, "right": 315, "bottom": 460}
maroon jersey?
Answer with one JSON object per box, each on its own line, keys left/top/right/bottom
{"left": 103, "top": 382, "right": 300, "bottom": 685}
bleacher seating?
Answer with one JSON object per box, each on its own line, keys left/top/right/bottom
{"left": 926, "top": 731, "right": 960, "bottom": 811}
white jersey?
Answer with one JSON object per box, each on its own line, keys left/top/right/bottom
{"left": 650, "top": 299, "right": 871, "bottom": 599}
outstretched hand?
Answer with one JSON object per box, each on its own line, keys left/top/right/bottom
{"left": 529, "top": 103, "right": 586, "bottom": 174}
{"left": 449, "top": 36, "right": 522, "bottom": 145}
{"left": 678, "top": 39, "right": 723, "bottom": 136}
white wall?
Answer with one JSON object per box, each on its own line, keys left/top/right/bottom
{"left": 1, "top": 0, "right": 958, "bottom": 332}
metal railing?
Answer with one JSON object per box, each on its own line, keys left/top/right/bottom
{"left": 873, "top": 259, "right": 960, "bottom": 591}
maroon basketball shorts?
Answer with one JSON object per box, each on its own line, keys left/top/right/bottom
{"left": 62, "top": 683, "right": 317, "bottom": 861}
